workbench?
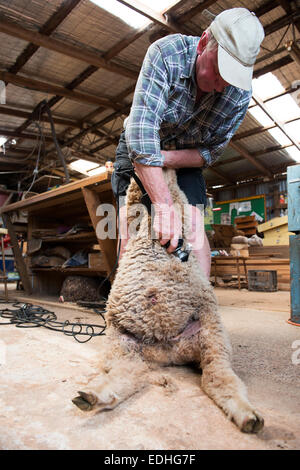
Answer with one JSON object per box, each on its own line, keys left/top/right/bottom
{"left": 212, "top": 255, "right": 248, "bottom": 290}
{"left": 0, "top": 171, "right": 117, "bottom": 296}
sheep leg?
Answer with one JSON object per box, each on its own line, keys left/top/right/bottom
{"left": 197, "top": 313, "right": 264, "bottom": 433}
{"left": 72, "top": 353, "right": 150, "bottom": 413}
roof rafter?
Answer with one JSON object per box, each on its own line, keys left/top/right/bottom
{"left": 0, "top": 17, "right": 138, "bottom": 80}
{"left": 229, "top": 142, "right": 273, "bottom": 178}
{"left": 7, "top": 0, "right": 82, "bottom": 75}
{"left": 252, "top": 93, "right": 300, "bottom": 151}
{"left": 0, "top": 71, "right": 124, "bottom": 110}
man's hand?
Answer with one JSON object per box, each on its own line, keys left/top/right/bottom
{"left": 153, "top": 203, "right": 182, "bottom": 253}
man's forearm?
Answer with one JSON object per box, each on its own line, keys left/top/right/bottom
{"left": 162, "top": 148, "right": 205, "bottom": 169}
{"left": 133, "top": 161, "right": 173, "bottom": 206}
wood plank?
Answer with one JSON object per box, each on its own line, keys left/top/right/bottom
{"left": 2, "top": 213, "right": 32, "bottom": 295}
{"left": 0, "top": 173, "right": 112, "bottom": 214}
{"left": 81, "top": 187, "right": 117, "bottom": 275}
{"left": 249, "top": 245, "right": 290, "bottom": 258}
{"left": 235, "top": 221, "right": 258, "bottom": 229}
{"left": 235, "top": 215, "right": 256, "bottom": 223}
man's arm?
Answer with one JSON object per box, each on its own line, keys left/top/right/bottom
{"left": 134, "top": 162, "right": 182, "bottom": 253}
{"left": 162, "top": 148, "right": 205, "bottom": 169}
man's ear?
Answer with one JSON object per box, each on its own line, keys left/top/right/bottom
{"left": 197, "top": 31, "right": 209, "bottom": 54}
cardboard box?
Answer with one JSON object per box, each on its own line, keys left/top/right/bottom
{"left": 88, "top": 252, "right": 106, "bottom": 270}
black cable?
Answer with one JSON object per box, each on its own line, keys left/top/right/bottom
{"left": 0, "top": 300, "right": 106, "bottom": 343}
{"left": 40, "top": 101, "right": 70, "bottom": 183}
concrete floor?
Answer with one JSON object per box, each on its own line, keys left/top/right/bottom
{"left": 0, "top": 286, "right": 299, "bottom": 450}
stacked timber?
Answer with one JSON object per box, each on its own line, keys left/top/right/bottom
{"left": 234, "top": 215, "right": 258, "bottom": 236}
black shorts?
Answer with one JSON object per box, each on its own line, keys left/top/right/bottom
{"left": 111, "top": 131, "right": 207, "bottom": 208}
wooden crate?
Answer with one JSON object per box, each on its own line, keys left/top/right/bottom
{"left": 234, "top": 215, "right": 258, "bottom": 236}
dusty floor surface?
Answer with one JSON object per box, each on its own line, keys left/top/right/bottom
{"left": 0, "top": 286, "right": 299, "bottom": 450}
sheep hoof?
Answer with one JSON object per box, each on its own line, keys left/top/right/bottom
{"left": 72, "top": 390, "right": 119, "bottom": 412}
{"left": 241, "top": 412, "right": 264, "bottom": 433}
{"left": 72, "top": 391, "right": 98, "bottom": 411}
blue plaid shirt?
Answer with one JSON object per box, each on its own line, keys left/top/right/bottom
{"left": 125, "top": 34, "right": 251, "bottom": 167}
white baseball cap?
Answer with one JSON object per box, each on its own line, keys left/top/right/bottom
{"left": 210, "top": 8, "right": 265, "bottom": 91}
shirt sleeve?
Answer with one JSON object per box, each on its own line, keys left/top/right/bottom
{"left": 197, "top": 91, "right": 251, "bottom": 167}
{"left": 125, "top": 42, "right": 170, "bottom": 167}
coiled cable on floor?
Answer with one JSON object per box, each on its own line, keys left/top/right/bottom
{"left": 0, "top": 300, "right": 106, "bottom": 343}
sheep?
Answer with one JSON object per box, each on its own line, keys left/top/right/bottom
{"left": 72, "top": 169, "right": 264, "bottom": 433}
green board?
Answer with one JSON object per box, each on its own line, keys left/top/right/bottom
{"left": 205, "top": 195, "right": 266, "bottom": 231}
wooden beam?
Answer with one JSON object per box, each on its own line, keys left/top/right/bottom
{"left": 253, "top": 55, "right": 294, "bottom": 78}
{"left": 0, "top": 17, "right": 138, "bottom": 80}
{"left": 62, "top": 104, "right": 131, "bottom": 149}
{"left": 252, "top": 143, "right": 294, "bottom": 157}
{"left": 208, "top": 166, "right": 234, "bottom": 184}
{"left": 82, "top": 187, "right": 117, "bottom": 274}
{"left": 0, "top": 105, "right": 82, "bottom": 129}
{"left": 233, "top": 124, "right": 276, "bottom": 141}
{"left": 0, "top": 172, "right": 113, "bottom": 214}
{"left": 264, "top": 11, "right": 300, "bottom": 36}
{"left": 176, "top": 0, "right": 217, "bottom": 24}
{"left": 252, "top": 93, "right": 300, "bottom": 151}
{"left": 2, "top": 213, "right": 32, "bottom": 295}
{"left": 0, "top": 128, "right": 53, "bottom": 142}
{"left": 229, "top": 141, "right": 273, "bottom": 178}
{"left": 0, "top": 71, "right": 123, "bottom": 110}
{"left": 116, "top": 0, "right": 184, "bottom": 33}
{"left": 0, "top": 156, "right": 28, "bottom": 165}
{"left": 254, "top": 0, "right": 279, "bottom": 17}
{"left": 8, "top": 0, "right": 82, "bottom": 75}
{"left": 278, "top": 0, "right": 300, "bottom": 34}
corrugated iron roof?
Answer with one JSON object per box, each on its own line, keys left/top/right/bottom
{"left": 0, "top": 0, "right": 299, "bottom": 192}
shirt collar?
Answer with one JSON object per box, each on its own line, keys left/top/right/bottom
{"left": 180, "top": 40, "right": 199, "bottom": 79}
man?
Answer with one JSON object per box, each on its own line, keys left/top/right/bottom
{"left": 112, "top": 8, "right": 265, "bottom": 278}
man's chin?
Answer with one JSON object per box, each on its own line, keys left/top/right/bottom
{"left": 199, "top": 84, "right": 214, "bottom": 93}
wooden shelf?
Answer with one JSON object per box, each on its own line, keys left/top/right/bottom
{"left": 31, "top": 267, "right": 106, "bottom": 275}
{"left": 2, "top": 173, "right": 117, "bottom": 295}
{"left": 37, "top": 232, "right": 97, "bottom": 243}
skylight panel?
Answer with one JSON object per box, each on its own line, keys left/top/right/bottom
{"left": 286, "top": 146, "right": 300, "bottom": 163}
{"left": 89, "top": 0, "right": 178, "bottom": 29}
{"left": 69, "top": 160, "right": 99, "bottom": 175}
{"left": 265, "top": 94, "right": 300, "bottom": 123}
{"left": 268, "top": 128, "right": 291, "bottom": 147}
{"left": 0, "top": 137, "right": 7, "bottom": 147}
{"left": 252, "top": 72, "right": 284, "bottom": 101}
{"left": 248, "top": 72, "right": 300, "bottom": 162}
{"left": 248, "top": 106, "right": 273, "bottom": 127}
{"left": 284, "top": 120, "right": 300, "bottom": 143}
{"left": 88, "top": 166, "right": 107, "bottom": 176}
